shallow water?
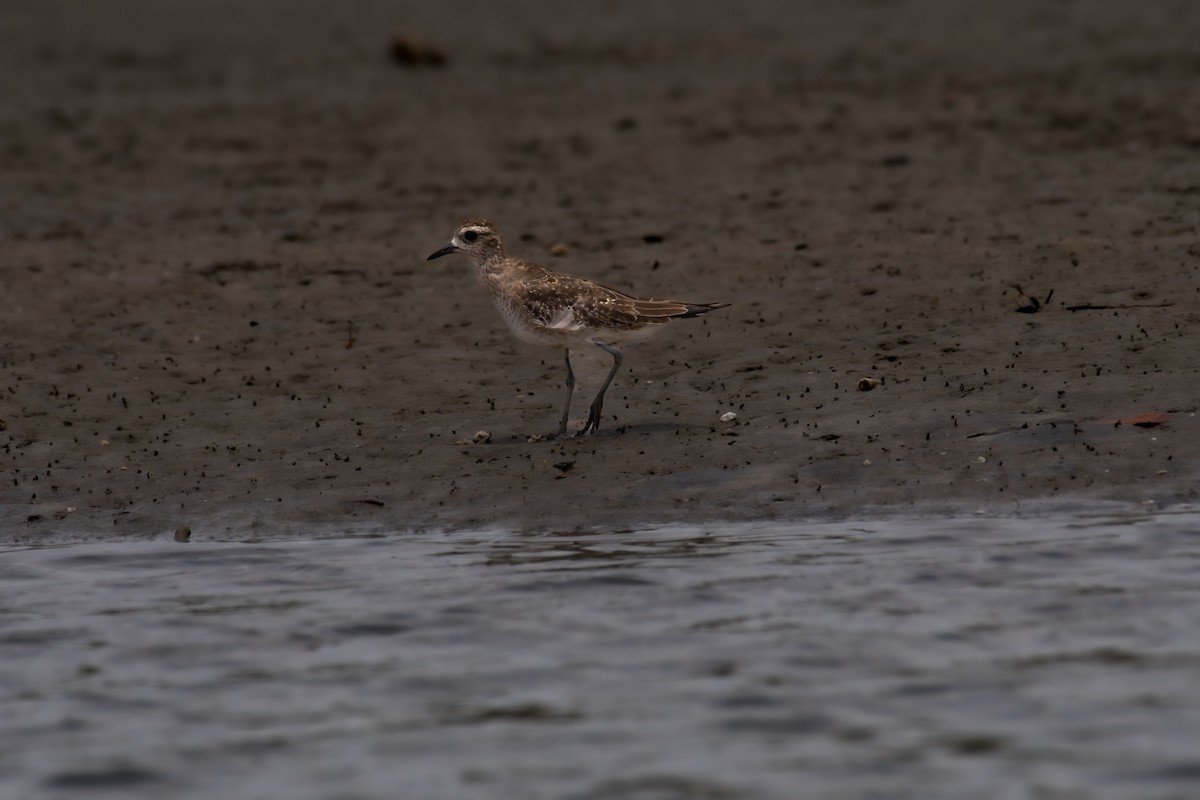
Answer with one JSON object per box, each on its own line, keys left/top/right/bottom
{"left": 4, "top": 513, "right": 1200, "bottom": 800}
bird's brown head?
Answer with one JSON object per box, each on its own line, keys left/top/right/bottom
{"left": 426, "top": 217, "right": 504, "bottom": 263}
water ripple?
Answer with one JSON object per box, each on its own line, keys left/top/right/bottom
{"left": 3, "top": 513, "right": 1200, "bottom": 799}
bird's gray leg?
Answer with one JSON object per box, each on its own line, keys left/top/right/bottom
{"left": 578, "top": 342, "right": 622, "bottom": 435}
{"left": 558, "top": 349, "right": 575, "bottom": 438}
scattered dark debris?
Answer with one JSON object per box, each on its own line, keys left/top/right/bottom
{"left": 1067, "top": 302, "right": 1174, "bottom": 312}
{"left": 971, "top": 414, "right": 1174, "bottom": 431}
{"left": 358, "top": 499, "right": 386, "bottom": 507}
{"left": 388, "top": 34, "right": 447, "bottom": 68}
{"left": 345, "top": 321, "right": 357, "bottom": 349}
{"left": 1011, "top": 284, "right": 1054, "bottom": 313}
{"left": 553, "top": 460, "right": 576, "bottom": 479}
{"left": 642, "top": 234, "right": 664, "bottom": 244}
{"left": 968, "top": 420, "right": 1087, "bottom": 438}
{"left": 1112, "top": 413, "right": 1168, "bottom": 429}
{"left": 879, "top": 154, "right": 911, "bottom": 167}
{"left": 967, "top": 425, "right": 1026, "bottom": 439}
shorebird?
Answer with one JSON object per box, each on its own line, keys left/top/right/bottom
{"left": 427, "top": 218, "right": 729, "bottom": 436}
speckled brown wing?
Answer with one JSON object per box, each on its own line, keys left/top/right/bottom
{"left": 508, "top": 268, "right": 595, "bottom": 328}
{"left": 582, "top": 284, "right": 728, "bottom": 325}
{"left": 571, "top": 290, "right": 685, "bottom": 330}
{"left": 507, "top": 262, "right": 725, "bottom": 332}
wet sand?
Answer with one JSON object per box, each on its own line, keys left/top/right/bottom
{"left": 3, "top": 0, "right": 1200, "bottom": 541}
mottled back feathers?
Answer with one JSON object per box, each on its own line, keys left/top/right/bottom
{"left": 429, "top": 218, "right": 728, "bottom": 348}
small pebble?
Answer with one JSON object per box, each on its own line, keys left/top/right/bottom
{"left": 472, "top": 430, "right": 492, "bottom": 444}
{"left": 174, "top": 526, "right": 192, "bottom": 542}
{"left": 857, "top": 377, "right": 881, "bottom": 391}
{"left": 720, "top": 411, "right": 738, "bottom": 423}
{"left": 549, "top": 242, "right": 569, "bottom": 257}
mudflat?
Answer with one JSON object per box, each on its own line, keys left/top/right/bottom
{"left": 3, "top": 0, "right": 1198, "bottom": 541}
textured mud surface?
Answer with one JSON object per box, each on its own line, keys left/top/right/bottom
{"left": 3, "top": 0, "right": 1199, "bottom": 540}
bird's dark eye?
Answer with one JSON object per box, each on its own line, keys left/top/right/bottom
{"left": 463, "top": 230, "right": 479, "bottom": 243}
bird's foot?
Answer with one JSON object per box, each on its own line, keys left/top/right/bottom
{"left": 575, "top": 407, "right": 602, "bottom": 436}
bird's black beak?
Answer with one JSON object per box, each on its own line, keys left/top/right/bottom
{"left": 426, "top": 244, "right": 458, "bottom": 261}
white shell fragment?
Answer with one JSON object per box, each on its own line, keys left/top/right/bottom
{"left": 720, "top": 411, "right": 738, "bottom": 423}
{"left": 472, "top": 430, "right": 492, "bottom": 443}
